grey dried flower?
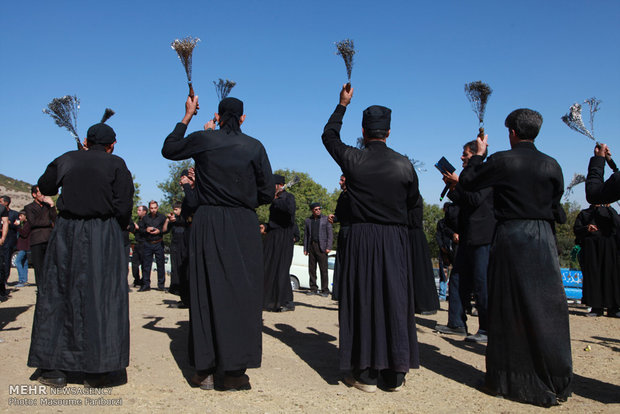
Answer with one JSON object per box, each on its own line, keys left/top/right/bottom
{"left": 43, "top": 95, "right": 82, "bottom": 149}
{"left": 583, "top": 97, "right": 601, "bottom": 136}
{"left": 282, "top": 175, "right": 300, "bottom": 191}
{"left": 213, "top": 79, "right": 236, "bottom": 101}
{"left": 562, "top": 103, "right": 594, "bottom": 140}
{"left": 464, "top": 81, "right": 493, "bottom": 126}
{"left": 335, "top": 39, "right": 355, "bottom": 81}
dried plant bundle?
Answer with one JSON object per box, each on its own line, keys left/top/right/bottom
{"left": 43, "top": 95, "right": 82, "bottom": 150}
{"left": 171, "top": 36, "right": 200, "bottom": 96}
{"left": 464, "top": 81, "right": 493, "bottom": 126}
{"left": 213, "top": 79, "right": 236, "bottom": 101}
{"left": 282, "top": 175, "right": 301, "bottom": 191}
{"left": 101, "top": 108, "right": 115, "bottom": 123}
{"left": 335, "top": 39, "right": 356, "bottom": 82}
{"left": 564, "top": 173, "right": 586, "bottom": 198}
{"left": 562, "top": 103, "right": 594, "bottom": 140}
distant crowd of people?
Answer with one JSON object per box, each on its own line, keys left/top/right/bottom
{"left": 1, "top": 85, "right": 619, "bottom": 407}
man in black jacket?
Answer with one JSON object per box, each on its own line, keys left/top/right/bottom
{"left": 322, "top": 85, "right": 419, "bottom": 392}
{"left": 440, "top": 140, "right": 496, "bottom": 342}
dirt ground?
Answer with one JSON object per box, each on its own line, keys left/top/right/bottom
{"left": 1, "top": 268, "right": 618, "bottom": 413}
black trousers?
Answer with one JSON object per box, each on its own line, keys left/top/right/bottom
{"left": 308, "top": 241, "right": 328, "bottom": 292}
{"left": 131, "top": 242, "right": 144, "bottom": 283}
{"left": 30, "top": 242, "right": 48, "bottom": 286}
{"left": 0, "top": 242, "right": 14, "bottom": 286}
{"left": 142, "top": 242, "right": 166, "bottom": 288}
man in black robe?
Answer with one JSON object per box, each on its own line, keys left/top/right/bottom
{"left": 586, "top": 143, "right": 620, "bottom": 204}
{"left": 164, "top": 201, "right": 189, "bottom": 298}
{"left": 459, "top": 108, "right": 572, "bottom": 406}
{"left": 573, "top": 204, "right": 620, "bottom": 317}
{"left": 263, "top": 174, "right": 296, "bottom": 312}
{"left": 138, "top": 201, "right": 166, "bottom": 291}
{"left": 162, "top": 95, "right": 274, "bottom": 391}
{"left": 322, "top": 85, "right": 419, "bottom": 393}
{"left": 440, "top": 139, "right": 496, "bottom": 342}
{"left": 328, "top": 174, "right": 351, "bottom": 301}
{"left": 28, "top": 122, "right": 134, "bottom": 388}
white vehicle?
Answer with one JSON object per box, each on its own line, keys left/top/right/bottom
{"left": 289, "top": 245, "right": 336, "bottom": 291}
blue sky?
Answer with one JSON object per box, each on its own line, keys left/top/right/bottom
{"left": 1, "top": 0, "right": 618, "bottom": 209}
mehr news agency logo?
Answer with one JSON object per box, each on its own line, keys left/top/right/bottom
{"left": 7, "top": 384, "right": 122, "bottom": 407}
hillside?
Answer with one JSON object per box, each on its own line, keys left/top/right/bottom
{"left": 0, "top": 174, "right": 33, "bottom": 211}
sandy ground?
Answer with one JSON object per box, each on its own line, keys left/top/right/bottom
{"left": 0, "top": 268, "right": 619, "bottom": 414}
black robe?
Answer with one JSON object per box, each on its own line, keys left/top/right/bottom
{"left": 460, "top": 141, "right": 571, "bottom": 407}
{"left": 162, "top": 122, "right": 274, "bottom": 372}
{"left": 574, "top": 205, "right": 620, "bottom": 309}
{"left": 322, "top": 105, "right": 420, "bottom": 374}
{"left": 332, "top": 190, "right": 352, "bottom": 301}
{"left": 263, "top": 190, "right": 296, "bottom": 311}
{"left": 28, "top": 146, "right": 134, "bottom": 373}
{"left": 408, "top": 196, "right": 439, "bottom": 313}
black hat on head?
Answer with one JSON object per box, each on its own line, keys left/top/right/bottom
{"left": 362, "top": 105, "right": 391, "bottom": 130}
{"left": 273, "top": 174, "right": 285, "bottom": 185}
{"left": 87, "top": 123, "right": 116, "bottom": 145}
{"left": 309, "top": 202, "right": 321, "bottom": 210}
{"left": 218, "top": 97, "right": 244, "bottom": 133}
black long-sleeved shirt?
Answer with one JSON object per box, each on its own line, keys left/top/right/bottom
{"left": 139, "top": 213, "right": 166, "bottom": 243}
{"left": 447, "top": 184, "right": 496, "bottom": 246}
{"left": 162, "top": 123, "right": 274, "bottom": 210}
{"left": 585, "top": 156, "right": 620, "bottom": 205}
{"left": 268, "top": 190, "right": 295, "bottom": 229}
{"left": 322, "top": 105, "right": 419, "bottom": 225}
{"left": 459, "top": 141, "right": 565, "bottom": 223}
{"left": 24, "top": 201, "right": 57, "bottom": 246}
{"left": 38, "top": 146, "right": 134, "bottom": 228}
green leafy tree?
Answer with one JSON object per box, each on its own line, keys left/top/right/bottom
{"left": 256, "top": 169, "right": 340, "bottom": 247}
{"left": 555, "top": 201, "right": 582, "bottom": 269}
{"left": 157, "top": 160, "right": 193, "bottom": 213}
{"left": 422, "top": 201, "right": 444, "bottom": 262}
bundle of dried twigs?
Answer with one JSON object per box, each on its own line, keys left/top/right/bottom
{"left": 335, "top": 39, "right": 355, "bottom": 91}
{"left": 562, "top": 97, "right": 617, "bottom": 172}
{"left": 464, "top": 81, "right": 493, "bottom": 138}
{"left": 214, "top": 79, "right": 236, "bottom": 101}
{"left": 43, "top": 95, "right": 82, "bottom": 150}
{"left": 171, "top": 37, "right": 200, "bottom": 97}
{"left": 564, "top": 173, "right": 586, "bottom": 198}
{"left": 101, "top": 108, "right": 115, "bottom": 123}
{"left": 282, "top": 175, "right": 301, "bottom": 191}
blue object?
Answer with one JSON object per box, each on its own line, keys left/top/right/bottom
{"left": 560, "top": 268, "right": 583, "bottom": 300}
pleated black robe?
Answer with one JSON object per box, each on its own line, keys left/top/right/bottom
{"left": 28, "top": 145, "right": 134, "bottom": 373}
{"left": 408, "top": 197, "right": 440, "bottom": 314}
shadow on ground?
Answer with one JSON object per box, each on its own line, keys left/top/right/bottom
{"left": 263, "top": 323, "right": 340, "bottom": 385}
{"left": 142, "top": 316, "right": 193, "bottom": 385}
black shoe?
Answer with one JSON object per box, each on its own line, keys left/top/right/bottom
{"left": 216, "top": 374, "right": 251, "bottom": 391}
{"left": 133, "top": 280, "right": 143, "bottom": 287}
{"left": 38, "top": 370, "right": 67, "bottom": 388}
{"left": 318, "top": 291, "right": 330, "bottom": 297}
{"left": 170, "top": 301, "right": 189, "bottom": 309}
{"left": 156, "top": 287, "right": 167, "bottom": 292}
{"left": 305, "top": 290, "right": 318, "bottom": 296}
{"left": 586, "top": 307, "right": 603, "bottom": 317}
{"left": 138, "top": 285, "right": 151, "bottom": 292}
{"left": 278, "top": 305, "right": 295, "bottom": 312}
{"left": 434, "top": 324, "right": 467, "bottom": 336}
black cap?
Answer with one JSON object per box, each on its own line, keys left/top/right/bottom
{"left": 309, "top": 202, "right": 321, "bottom": 210}
{"left": 362, "top": 105, "right": 391, "bottom": 130}
{"left": 273, "top": 174, "right": 285, "bottom": 185}
{"left": 218, "top": 97, "right": 244, "bottom": 117}
{"left": 86, "top": 123, "right": 116, "bottom": 144}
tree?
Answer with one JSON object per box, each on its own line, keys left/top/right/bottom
{"left": 157, "top": 160, "right": 193, "bottom": 213}
{"left": 257, "top": 169, "right": 340, "bottom": 247}
{"left": 422, "top": 201, "right": 444, "bottom": 261}
{"left": 555, "top": 201, "right": 581, "bottom": 269}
